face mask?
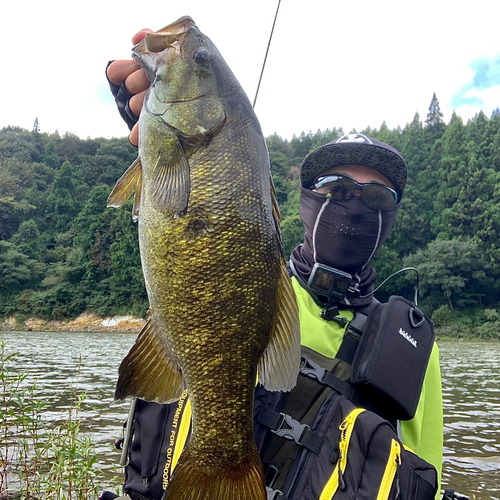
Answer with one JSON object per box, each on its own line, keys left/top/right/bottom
{"left": 298, "top": 187, "right": 398, "bottom": 275}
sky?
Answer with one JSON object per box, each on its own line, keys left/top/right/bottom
{"left": 2, "top": 0, "right": 500, "bottom": 141}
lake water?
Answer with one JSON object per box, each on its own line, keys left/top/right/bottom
{"left": 2, "top": 331, "right": 499, "bottom": 498}
{"left": 440, "top": 341, "right": 500, "bottom": 499}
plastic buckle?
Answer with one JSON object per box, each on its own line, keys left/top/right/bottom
{"left": 442, "top": 490, "right": 470, "bottom": 500}
{"left": 299, "top": 356, "right": 327, "bottom": 383}
{"left": 409, "top": 307, "right": 425, "bottom": 328}
{"left": 265, "top": 464, "right": 279, "bottom": 488}
{"left": 266, "top": 486, "right": 285, "bottom": 500}
{"left": 273, "top": 412, "right": 310, "bottom": 445}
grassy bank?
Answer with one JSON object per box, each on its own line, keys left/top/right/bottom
{"left": 0, "top": 312, "right": 145, "bottom": 334}
{"left": 431, "top": 306, "right": 500, "bottom": 340}
{"left": 2, "top": 306, "right": 500, "bottom": 340}
{"left": 0, "top": 342, "right": 121, "bottom": 499}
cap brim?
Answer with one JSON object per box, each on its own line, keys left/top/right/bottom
{"left": 301, "top": 142, "right": 407, "bottom": 200}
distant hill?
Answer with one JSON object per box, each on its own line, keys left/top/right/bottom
{"left": 2, "top": 95, "right": 500, "bottom": 339}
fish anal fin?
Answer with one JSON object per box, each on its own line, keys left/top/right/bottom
{"left": 165, "top": 446, "right": 266, "bottom": 500}
{"left": 115, "top": 316, "right": 184, "bottom": 403}
{"left": 107, "top": 157, "right": 143, "bottom": 216}
{"left": 258, "top": 258, "right": 301, "bottom": 392}
{"left": 152, "top": 139, "right": 191, "bottom": 216}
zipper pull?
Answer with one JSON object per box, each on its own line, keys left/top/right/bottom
{"left": 394, "top": 441, "right": 401, "bottom": 499}
{"left": 393, "top": 440, "right": 401, "bottom": 465}
{"left": 338, "top": 465, "right": 346, "bottom": 491}
{"left": 339, "top": 408, "right": 364, "bottom": 433}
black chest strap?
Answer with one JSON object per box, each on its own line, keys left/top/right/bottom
{"left": 335, "top": 298, "right": 379, "bottom": 364}
{"left": 300, "top": 357, "right": 357, "bottom": 403}
{"left": 257, "top": 406, "right": 322, "bottom": 454}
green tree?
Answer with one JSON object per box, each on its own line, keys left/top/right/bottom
{"left": 281, "top": 215, "right": 304, "bottom": 257}
{"left": 375, "top": 122, "right": 403, "bottom": 152}
{"left": 91, "top": 139, "right": 138, "bottom": 186}
{"left": 10, "top": 220, "right": 45, "bottom": 261}
{"left": 430, "top": 112, "right": 467, "bottom": 237}
{"left": 424, "top": 93, "right": 445, "bottom": 145}
{"left": 42, "top": 139, "right": 61, "bottom": 169}
{"left": 46, "top": 161, "right": 88, "bottom": 231}
{"left": 290, "top": 131, "right": 314, "bottom": 159}
{"left": 0, "top": 241, "right": 45, "bottom": 296}
{"left": 389, "top": 113, "right": 431, "bottom": 254}
{"left": 403, "top": 238, "right": 492, "bottom": 311}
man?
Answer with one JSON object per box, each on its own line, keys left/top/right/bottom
{"left": 104, "top": 36, "right": 443, "bottom": 500}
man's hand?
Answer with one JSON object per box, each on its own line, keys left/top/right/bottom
{"left": 107, "top": 29, "right": 153, "bottom": 146}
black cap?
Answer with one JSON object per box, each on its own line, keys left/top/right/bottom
{"left": 300, "top": 134, "right": 408, "bottom": 200}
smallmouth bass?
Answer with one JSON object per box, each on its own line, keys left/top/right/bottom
{"left": 108, "top": 16, "right": 300, "bottom": 500}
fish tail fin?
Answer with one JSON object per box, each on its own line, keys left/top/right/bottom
{"left": 164, "top": 447, "right": 266, "bottom": 500}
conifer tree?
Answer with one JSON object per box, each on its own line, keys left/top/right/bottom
{"left": 32, "top": 117, "right": 40, "bottom": 134}
{"left": 425, "top": 93, "right": 445, "bottom": 145}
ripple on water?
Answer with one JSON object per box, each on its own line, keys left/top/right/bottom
{"left": 2, "top": 334, "right": 499, "bottom": 498}
{"left": 439, "top": 341, "right": 500, "bottom": 499}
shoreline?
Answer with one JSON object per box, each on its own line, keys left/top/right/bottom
{"left": 0, "top": 312, "right": 146, "bottom": 334}
{"left": 1, "top": 314, "right": 494, "bottom": 341}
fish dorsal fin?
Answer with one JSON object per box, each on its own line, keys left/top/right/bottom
{"left": 115, "top": 316, "right": 184, "bottom": 403}
{"left": 270, "top": 175, "right": 285, "bottom": 256}
{"left": 107, "top": 157, "right": 143, "bottom": 219}
{"left": 151, "top": 137, "right": 191, "bottom": 216}
{"left": 270, "top": 175, "right": 282, "bottom": 223}
{"left": 258, "top": 258, "right": 301, "bottom": 391}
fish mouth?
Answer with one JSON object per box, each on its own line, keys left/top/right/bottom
{"left": 152, "top": 93, "right": 206, "bottom": 106}
{"left": 141, "top": 16, "right": 196, "bottom": 53}
{"left": 164, "top": 97, "right": 204, "bottom": 104}
{"left": 157, "top": 16, "right": 195, "bottom": 34}
{"left": 146, "top": 93, "right": 206, "bottom": 119}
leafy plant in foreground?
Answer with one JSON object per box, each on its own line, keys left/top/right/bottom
{"left": 0, "top": 341, "right": 113, "bottom": 499}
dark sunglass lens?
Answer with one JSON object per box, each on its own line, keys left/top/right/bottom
{"left": 330, "top": 178, "right": 356, "bottom": 201}
{"left": 361, "top": 186, "right": 396, "bottom": 210}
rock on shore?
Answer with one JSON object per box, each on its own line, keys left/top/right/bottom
{"left": 0, "top": 311, "right": 146, "bottom": 333}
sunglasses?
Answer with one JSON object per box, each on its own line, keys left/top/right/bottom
{"left": 313, "top": 175, "right": 398, "bottom": 211}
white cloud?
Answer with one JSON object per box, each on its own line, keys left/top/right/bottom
{"left": 2, "top": 0, "right": 500, "bottom": 140}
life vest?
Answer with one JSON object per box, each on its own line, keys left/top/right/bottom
{"left": 254, "top": 346, "right": 438, "bottom": 500}
{"left": 111, "top": 293, "right": 439, "bottom": 500}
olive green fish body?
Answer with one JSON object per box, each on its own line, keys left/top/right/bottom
{"left": 108, "top": 16, "right": 300, "bottom": 500}
{"left": 140, "top": 105, "right": 279, "bottom": 461}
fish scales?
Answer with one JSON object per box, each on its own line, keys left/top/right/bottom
{"left": 108, "top": 16, "right": 300, "bottom": 500}
{"left": 144, "top": 122, "right": 279, "bottom": 461}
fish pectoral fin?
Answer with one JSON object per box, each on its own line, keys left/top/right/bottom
{"left": 115, "top": 316, "right": 184, "bottom": 403}
{"left": 107, "top": 157, "right": 143, "bottom": 218}
{"left": 132, "top": 170, "right": 142, "bottom": 222}
{"left": 152, "top": 140, "right": 190, "bottom": 216}
{"left": 258, "top": 258, "right": 301, "bottom": 392}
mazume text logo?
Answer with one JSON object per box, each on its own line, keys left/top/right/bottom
{"left": 399, "top": 328, "right": 417, "bottom": 348}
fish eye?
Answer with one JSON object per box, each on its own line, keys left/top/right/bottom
{"left": 193, "top": 48, "right": 211, "bottom": 66}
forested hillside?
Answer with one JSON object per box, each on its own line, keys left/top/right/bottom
{"left": 2, "top": 95, "right": 500, "bottom": 337}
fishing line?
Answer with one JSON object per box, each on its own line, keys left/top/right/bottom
{"left": 253, "top": 0, "right": 281, "bottom": 109}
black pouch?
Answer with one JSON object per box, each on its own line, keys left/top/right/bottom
{"left": 277, "top": 393, "right": 437, "bottom": 500}
{"left": 350, "top": 296, "right": 435, "bottom": 421}
{"left": 123, "top": 399, "right": 172, "bottom": 500}
{"left": 399, "top": 445, "right": 439, "bottom": 500}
